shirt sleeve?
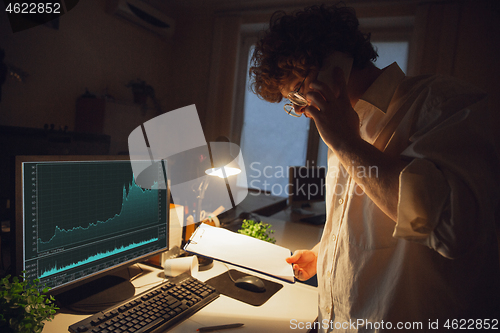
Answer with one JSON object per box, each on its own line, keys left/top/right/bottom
{"left": 393, "top": 83, "right": 499, "bottom": 259}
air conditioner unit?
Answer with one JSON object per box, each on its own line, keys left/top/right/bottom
{"left": 107, "top": 0, "right": 175, "bottom": 39}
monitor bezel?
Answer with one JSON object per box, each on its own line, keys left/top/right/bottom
{"left": 14, "top": 155, "right": 170, "bottom": 295}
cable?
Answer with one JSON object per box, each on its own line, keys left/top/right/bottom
{"left": 223, "top": 263, "right": 237, "bottom": 283}
{"left": 129, "top": 263, "right": 145, "bottom": 282}
{"left": 131, "top": 263, "right": 167, "bottom": 290}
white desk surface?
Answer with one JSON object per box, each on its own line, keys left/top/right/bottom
{"left": 43, "top": 217, "right": 323, "bottom": 333}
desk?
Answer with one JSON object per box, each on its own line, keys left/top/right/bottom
{"left": 43, "top": 217, "right": 322, "bottom": 333}
{"left": 218, "top": 190, "right": 288, "bottom": 225}
{"left": 270, "top": 202, "right": 326, "bottom": 227}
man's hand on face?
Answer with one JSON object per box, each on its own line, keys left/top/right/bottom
{"left": 304, "top": 67, "right": 361, "bottom": 151}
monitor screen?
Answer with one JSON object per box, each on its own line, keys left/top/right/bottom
{"left": 288, "top": 166, "right": 326, "bottom": 206}
{"left": 14, "top": 155, "right": 170, "bottom": 294}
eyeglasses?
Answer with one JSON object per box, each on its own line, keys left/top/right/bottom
{"left": 283, "top": 75, "right": 308, "bottom": 117}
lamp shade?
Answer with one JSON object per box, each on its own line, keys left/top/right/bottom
{"left": 205, "top": 140, "right": 242, "bottom": 179}
{"left": 205, "top": 166, "right": 241, "bottom": 178}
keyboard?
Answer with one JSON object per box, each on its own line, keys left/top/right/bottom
{"left": 68, "top": 273, "right": 220, "bottom": 333}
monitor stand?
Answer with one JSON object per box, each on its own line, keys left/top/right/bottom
{"left": 55, "top": 275, "right": 135, "bottom": 314}
{"left": 291, "top": 201, "right": 316, "bottom": 216}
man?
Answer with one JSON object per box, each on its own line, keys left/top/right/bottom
{"left": 249, "top": 4, "right": 500, "bottom": 332}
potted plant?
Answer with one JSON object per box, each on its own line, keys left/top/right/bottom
{"left": 126, "top": 79, "right": 155, "bottom": 105}
{"left": 238, "top": 219, "right": 276, "bottom": 243}
{"left": 0, "top": 273, "right": 58, "bottom": 333}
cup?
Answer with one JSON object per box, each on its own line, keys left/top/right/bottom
{"left": 163, "top": 255, "right": 199, "bottom": 278}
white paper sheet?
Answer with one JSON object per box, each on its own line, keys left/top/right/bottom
{"left": 184, "top": 224, "right": 295, "bottom": 283}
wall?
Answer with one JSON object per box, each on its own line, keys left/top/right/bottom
{"left": 0, "top": 0, "right": 173, "bottom": 130}
{"left": 164, "top": 9, "right": 215, "bottom": 130}
{"left": 453, "top": 0, "right": 500, "bottom": 148}
{"left": 1, "top": 0, "right": 498, "bottom": 145}
{"left": 410, "top": 0, "right": 500, "bottom": 147}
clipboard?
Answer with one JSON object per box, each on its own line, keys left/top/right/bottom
{"left": 184, "top": 224, "right": 295, "bottom": 283}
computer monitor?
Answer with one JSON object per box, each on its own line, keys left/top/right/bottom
{"left": 288, "top": 166, "right": 326, "bottom": 225}
{"left": 14, "top": 155, "right": 170, "bottom": 311}
{"left": 288, "top": 166, "right": 326, "bottom": 206}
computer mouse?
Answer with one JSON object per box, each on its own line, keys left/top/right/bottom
{"left": 234, "top": 275, "right": 266, "bottom": 293}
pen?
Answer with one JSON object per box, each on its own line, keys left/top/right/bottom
{"left": 197, "top": 323, "right": 244, "bottom": 332}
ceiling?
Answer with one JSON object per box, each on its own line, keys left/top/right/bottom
{"left": 152, "top": 0, "right": 425, "bottom": 14}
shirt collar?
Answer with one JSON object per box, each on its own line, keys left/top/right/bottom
{"left": 357, "top": 62, "right": 406, "bottom": 114}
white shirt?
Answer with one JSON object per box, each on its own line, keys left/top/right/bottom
{"left": 317, "top": 63, "right": 500, "bottom": 332}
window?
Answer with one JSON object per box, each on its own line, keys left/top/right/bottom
{"left": 238, "top": 46, "right": 311, "bottom": 196}
{"left": 235, "top": 19, "right": 412, "bottom": 197}
{"left": 372, "top": 41, "right": 409, "bottom": 74}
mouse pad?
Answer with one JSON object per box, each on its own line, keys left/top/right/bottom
{"left": 205, "top": 269, "right": 283, "bottom": 306}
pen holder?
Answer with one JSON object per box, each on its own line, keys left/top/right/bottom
{"left": 183, "top": 216, "right": 220, "bottom": 246}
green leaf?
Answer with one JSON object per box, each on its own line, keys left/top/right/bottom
{"left": 237, "top": 219, "right": 276, "bottom": 243}
{"left": 0, "top": 272, "right": 58, "bottom": 332}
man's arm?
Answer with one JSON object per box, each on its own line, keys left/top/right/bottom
{"left": 330, "top": 136, "right": 407, "bottom": 222}
{"left": 305, "top": 68, "right": 407, "bottom": 222}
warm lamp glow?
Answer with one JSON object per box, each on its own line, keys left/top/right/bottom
{"left": 205, "top": 166, "right": 241, "bottom": 178}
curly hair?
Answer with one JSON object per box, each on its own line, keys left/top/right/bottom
{"left": 249, "top": 3, "right": 378, "bottom": 103}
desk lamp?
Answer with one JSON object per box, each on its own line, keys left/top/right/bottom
{"left": 204, "top": 136, "right": 242, "bottom": 214}
{"left": 164, "top": 141, "right": 244, "bottom": 227}
{"left": 174, "top": 138, "right": 243, "bottom": 269}
{"left": 128, "top": 105, "right": 247, "bottom": 226}
{"left": 205, "top": 136, "right": 241, "bottom": 179}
